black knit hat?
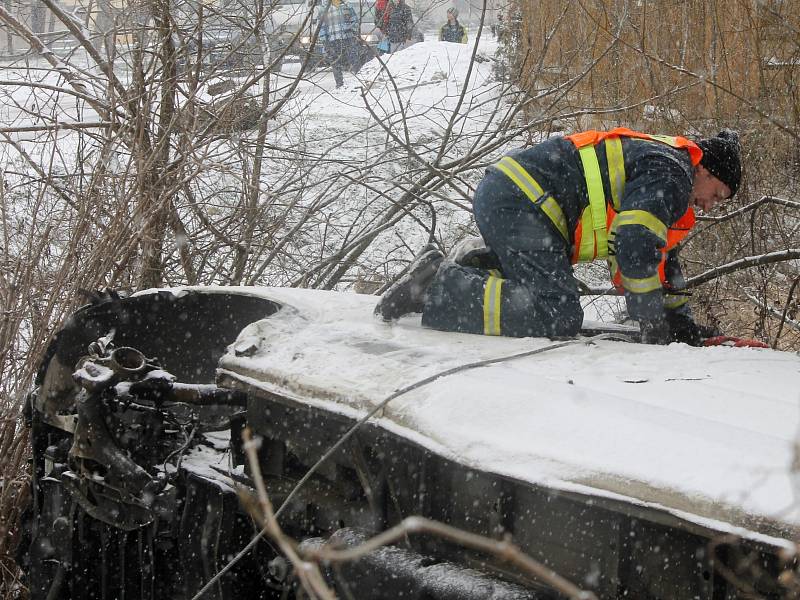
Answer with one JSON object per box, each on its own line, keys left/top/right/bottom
{"left": 697, "top": 129, "right": 741, "bottom": 198}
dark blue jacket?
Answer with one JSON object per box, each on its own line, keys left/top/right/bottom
{"left": 387, "top": 3, "right": 413, "bottom": 43}
{"left": 487, "top": 136, "right": 695, "bottom": 323}
{"left": 439, "top": 21, "right": 466, "bottom": 43}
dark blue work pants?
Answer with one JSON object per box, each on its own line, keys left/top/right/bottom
{"left": 422, "top": 170, "right": 583, "bottom": 338}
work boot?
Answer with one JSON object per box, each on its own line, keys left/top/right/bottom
{"left": 375, "top": 245, "right": 444, "bottom": 321}
{"left": 445, "top": 235, "right": 502, "bottom": 272}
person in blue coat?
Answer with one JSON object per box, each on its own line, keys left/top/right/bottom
{"left": 318, "top": 0, "right": 358, "bottom": 88}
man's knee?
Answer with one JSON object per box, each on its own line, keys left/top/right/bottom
{"left": 500, "top": 284, "right": 582, "bottom": 338}
{"left": 422, "top": 263, "right": 583, "bottom": 339}
{"left": 422, "top": 263, "right": 485, "bottom": 334}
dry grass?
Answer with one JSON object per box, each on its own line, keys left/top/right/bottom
{"left": 504, "top": 0, "right": 800, "bottom": 350}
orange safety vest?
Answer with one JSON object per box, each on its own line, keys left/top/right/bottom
{"left": 564, "top": 128, "right": 702, "bottom": 292}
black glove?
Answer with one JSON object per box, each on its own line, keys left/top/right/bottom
{"left": 696, "top": 323, "right": 723, "bottom": 339}
{"left": 665, "top": 311, "right": 722, "bottom": 346}
{"left": 639, "top": 319, "right": 671, "bottom": 345}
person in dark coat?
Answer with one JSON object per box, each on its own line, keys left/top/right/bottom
{"left": 375, "top": 128, "right": 742, "bottom": 346}
{"left": 375, "top": 0, "right": 390, "bottom": 33}
{"left": 439, "top": 8, "right": 467, "bottom": 43}
{"left": 386, "top": 0, "right": 414, "bottom": 52}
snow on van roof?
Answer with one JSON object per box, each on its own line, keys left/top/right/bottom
{"left": 200, "top": 286, "right": 800, "bottom": 545}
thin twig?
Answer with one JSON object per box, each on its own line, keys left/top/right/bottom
{"left": 685, "top": 249, "right": 800, "bottom": 289}
{"left": 698, "top": 195, "right": 800, "bottom": 224}
{"left": 241, "top": 428, "right": 336, "bottom": 600}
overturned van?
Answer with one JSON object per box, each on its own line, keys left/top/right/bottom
{"left": 20, "top": 286, "right": 800, "bottom": 599}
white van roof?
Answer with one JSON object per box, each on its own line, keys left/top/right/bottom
{"left": 145, "top": 286, "right": 800, "bottom": 545}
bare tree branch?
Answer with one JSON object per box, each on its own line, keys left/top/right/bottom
{"left": 685, "top": 249, "right": 800, "bottom": 289}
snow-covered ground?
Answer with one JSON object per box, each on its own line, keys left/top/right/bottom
{"left": 1, "top": 34, "right": 616, "bottom": 302}
{"left": 0, "top": 35, "right": 515, "bottom": 289}
{"left": 262, "top": 38, "right": 509, "bottom": 276}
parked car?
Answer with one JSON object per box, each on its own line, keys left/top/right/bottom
{"left": 186, "top": 26, "right": 263, "bottom": 71}
{"left": 175, "top": 0, "right": 312, "bottom": 74}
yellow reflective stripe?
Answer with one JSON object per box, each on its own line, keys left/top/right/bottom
{"left": 482, "top": 274, "right": 504, "bottom": 336}
{"left": 577, "top": 146, "right": 607, "bottom": 233}
{"left": 576, "top": 145, "right": 609, "bottom": 259}
{"left": 494, "top": 156, "right": 568, "bottom": 241}
{"left": 538, "top": 196, "right": 569, "bottom": 241}
{"left": 664, "top": 293, "right": 689, "bottom": 309}
{"left": 612, "top": 210, "right": 668, "bottom": 243}
{"left": 649, "top": 134, "right": 679, "bottom": 146}
{"left": 620, "top": 273, "right": 662, "bottom": 294}
{"left": 606, "top": 137, "right": 625, "bottom": 210}
{"left": 577, "top": 206, "right": 595, "bottom": 261}
{"left": 488, "top": 269, "right": 502, "bottom": 277}
{"left": 495, "top": 156, "right": 545, "bottom": 201}
{"left": 607, "top": 254, "right": 619, "bottom": 279}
